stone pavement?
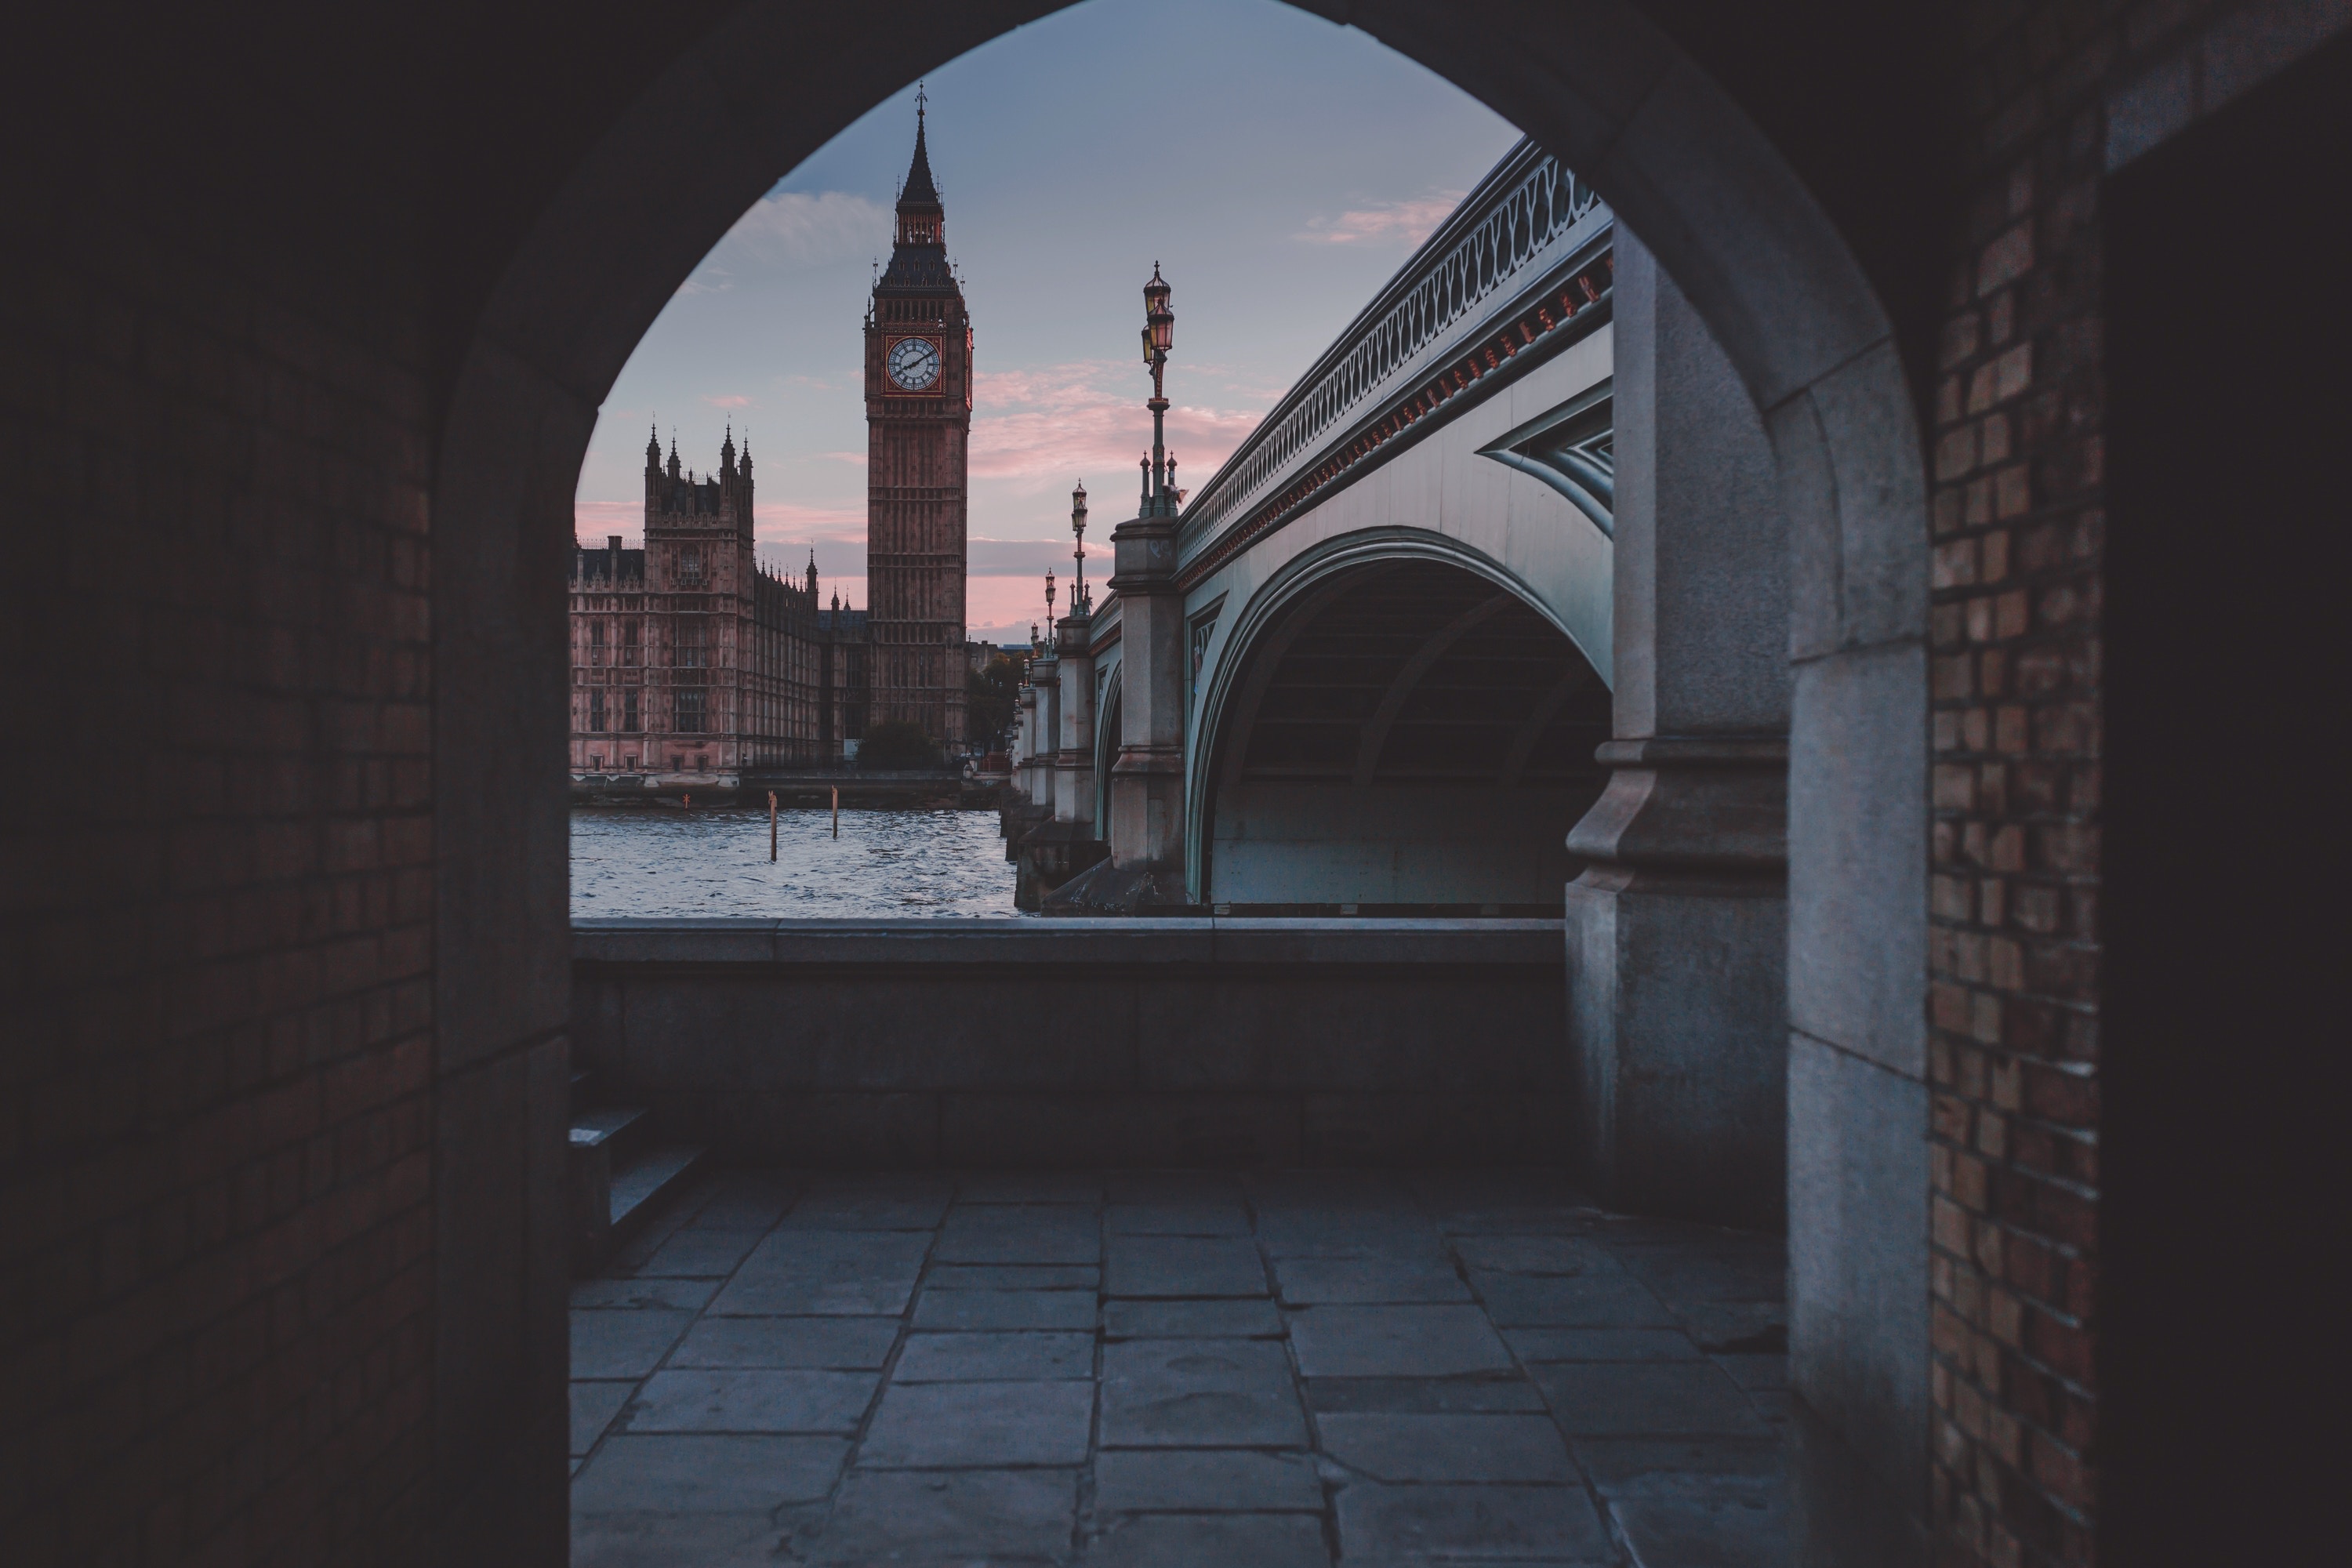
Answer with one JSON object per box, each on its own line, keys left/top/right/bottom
{"left": 569, "top": 1170, "right": 1790, "bottom": 1566}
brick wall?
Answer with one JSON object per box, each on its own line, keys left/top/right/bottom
{"left": 1922, "top": 2, "right": 2338, "bottom": 1563}
{"left": 0, "top": 100, "right": 441, "bottom": 1568}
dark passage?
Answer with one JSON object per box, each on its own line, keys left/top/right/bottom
{"left": 2102, "top": 31, "right": 2352, "bottom": 1561}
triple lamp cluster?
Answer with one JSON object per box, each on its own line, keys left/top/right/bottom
{"left": 1033, "top": 264, "right": 1178, "bottom": 652}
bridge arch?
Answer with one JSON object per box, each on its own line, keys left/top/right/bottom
{"left": 430, "top": 0, "right": 1932, "bottom": 1539}
{"left": 1186, "top": 528, "right": 1609, "bottom": 907}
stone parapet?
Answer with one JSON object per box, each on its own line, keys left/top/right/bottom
{"left": 572, "top": 918, "right": 1570, "bottom": 1167}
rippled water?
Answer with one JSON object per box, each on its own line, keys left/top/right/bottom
{"left": 571, "top": 805, "right": 1021, "bottom": 919}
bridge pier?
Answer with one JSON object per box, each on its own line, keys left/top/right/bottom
{"left": 1052, "top": 510, "right": 1191, "bottom": 911}
{"left": 1017, "top": 608, "right": 1109, "bottom": 908}
{"left": 1565, "top": 232, "right": 1791, "bottom": 1227}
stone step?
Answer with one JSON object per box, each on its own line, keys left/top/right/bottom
{"left": 607, "top": 1145, "right": 708, "bottom": 1251}
{"left": 568, "top": 1104, "right": 649, "bottom": 1170}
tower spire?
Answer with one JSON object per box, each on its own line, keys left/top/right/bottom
{"left": 894, "top": 84, "right": 942, "bottom": 242}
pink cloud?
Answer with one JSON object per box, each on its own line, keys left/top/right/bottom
{"left": 822, "top": 450, "right": 868, "bottom": 466}
{"left": 1296, "top": 193, "right": 1462, "bottom": 248}
{"left": 702, "top": 393, "right": 754, "bottom": 409}
{"left": 968, "top": 360, "right": 1263, "bottom": 492}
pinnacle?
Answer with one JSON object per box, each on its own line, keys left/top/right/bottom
{"left": 898, "top": 92, "right": 940, "bottom": 209}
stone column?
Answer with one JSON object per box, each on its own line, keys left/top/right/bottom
{"left": 1106, "top": 514, "right": 1185, "bottom": 871}
{"left": 1563, "top": 230, "right": 1791, "bottom": 1226}
{"left": 1029, "top": 645, "right": 1059, "bottom": 807}
{"left": 1018, "top": 682, "right": 1044, "bottom": 805}
{"left": 1053, "top": 610, "right": 1094, "bottom": 826}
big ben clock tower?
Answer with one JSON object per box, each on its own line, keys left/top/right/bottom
{"left": 864, "top": 89, "right": 971, "bottom": 750}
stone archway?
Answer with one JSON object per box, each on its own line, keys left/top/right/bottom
{"left": 431, "top": 0, "right": 1931, "bottom": 1549}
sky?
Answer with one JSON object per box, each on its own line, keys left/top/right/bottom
{"left": 573, "top": 0, "right": 1519, "bottom": 643}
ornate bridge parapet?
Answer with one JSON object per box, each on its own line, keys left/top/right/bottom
{"left": 1176, "top": 140, "right": 1613, "bottom": 592}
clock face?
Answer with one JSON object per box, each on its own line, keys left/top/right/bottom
{"left": 887, "top": 336, "right": 942, "bottom": 391}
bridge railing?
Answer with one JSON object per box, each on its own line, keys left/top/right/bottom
{"left": 1177, "top": 139, "right": 1612, "bottom": 564}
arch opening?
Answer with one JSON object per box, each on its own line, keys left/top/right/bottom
{"left": 1201, "top": 557, "right": 1608, "bottom": 914}
{"left": 428, "top": 0, "right": 1936, "bottom": 1551}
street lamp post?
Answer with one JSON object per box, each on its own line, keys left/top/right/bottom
{"left": 1070, "top": 482, "right": 1090, "bottom": 611}
{"left": 1141, "top": 264, "right": 1175, "bottom": 517}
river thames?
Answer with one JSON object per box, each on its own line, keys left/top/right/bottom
{"left": 571, "top": 805, "right": 1020, "bottom": 919}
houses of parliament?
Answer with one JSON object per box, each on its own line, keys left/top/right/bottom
{"left": 568, "top": 105, "right": 975, "bottom": 782}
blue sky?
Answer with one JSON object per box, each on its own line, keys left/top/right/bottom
{"left": 575, "top": 0, "right": 1519, "bottom": 641}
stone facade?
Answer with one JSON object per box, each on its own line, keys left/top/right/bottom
{"left": 568, "top": 430, "right": 867, "bottom": 786}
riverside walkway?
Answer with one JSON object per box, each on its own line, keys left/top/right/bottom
{"left": 568, "top": 1167, "right": 1788, "bottom": 1565}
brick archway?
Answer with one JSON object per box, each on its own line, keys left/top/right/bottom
{"left": 430, "top": 0, "right": 1933, "bottom": 1556}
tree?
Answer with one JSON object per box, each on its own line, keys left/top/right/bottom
{"left": 857, "top": 720, "right": 943, "bottom": 771}
{"left": 967, "top": 652, "right": 1025, "bottom": 750}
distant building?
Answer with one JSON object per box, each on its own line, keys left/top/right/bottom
{"left": 568, "top": 428, "right": 867, "bottom": 786}
{"left": 569, "top": 103, "right": 972, "bottom": 786}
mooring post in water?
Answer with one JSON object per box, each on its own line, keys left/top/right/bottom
{"left": 831, "top": 786, "right": 840, "bottom": 839}
{"left": 768, "top": 791, "right": 778, "bottom": 862}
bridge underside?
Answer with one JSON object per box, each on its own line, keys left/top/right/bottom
{"left": 1207, "top": 560, "right": 1610, "bottom": 914}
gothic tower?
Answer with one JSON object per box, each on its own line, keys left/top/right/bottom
{"left": 864, "top": 90, "right": 971, "bottom": 749}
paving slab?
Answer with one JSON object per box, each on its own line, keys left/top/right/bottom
{"left": 797, "top": 1468, "right": 1077, "bottom": 1563}
{"left": 625, "top": 1368, "right": 878, "bottom": 1433}
{"left": 1304, "top": 1376, "right": 1547, "bottom": 1414}
{"left": 1713, "top": 1352, "right": 1788, "bottom": 1392}
{"left": 1286, "top": 1305, "right": 1515, "bottom": 1377}
{"left": 1104, "top": 1235, "right": 1268, "bottom": 1298}
{"left": 571, "top": 1434, "right": 848, "bottom": 1512}
{"left": 1432, "top": 1203, "right": 1601, "bottom": 1236}
{"left": 925, "top": 1263, "right": 1098, "bottom": 1290}
{"left": 1471, "top": 1269, "right": 1678, "bottom": 1328}
{"left": 1274, "top": 1256, "right": 1472, "bottom": 1304}
{"left": 1502, "top": 1327, "right": 1704, "bottom": 1363}
{"left": 571, "top": 1511, "right": 789, "bottom": 1567}
{"left": 569, "top": 1277, "right": 720, "bottom": 1311}
{"left": 893, "top": 1331, "right": 1094, "bottom": 1381}
{"left": 1610, "top": 1238, "right": 1787, "bottom": 1305}
{"left": 1611, "top": 1484, "right": 1790, "bottom": 1568}
{"left": 1099, "top": 1338, "right": 1307, "bottom": 1448}
{"left": 1334, "top": 1481, "right": 1615, "bottom": 1562}
{"left": 570, "top": 1380, "right": 635, "bottom": 1455}
{"left": 684, "top": 1174, "right": 797, "bottom": 1231}
{"left": 1254, "top": 1209, "right": 1446, "bottom": 1259}
{"left": 1091, "top": 1448, "right": 1324, "bottom": 1512}
{"left": 1105, "top": 1202, "right": 1254, "bottom": 1236}
{"left": 1103, "top": 1298, "right": 1284, "bottom": 1338}
{"left": 858, "top": 1379, "right": 1096, "bottom": 1467}
{"left": 1535, "top": 1362, "right": 1770, "bottom": 1436}
{"left": 934, "top": 1204, "right": 1101, "bottom": 1264}
{"left": 1573, "top": 1437, "right": 1785, "bottom": 1494}
{"left": 913, "top": 1288, "right": 1098, "bottom": 1330}
{"left": 1453, "top": 1235, "right": 1630, "bottom": 1275}
{"left": 1677, "top": 1301, "right": 1789, "bottom": 1352}
{"left": 1318, "top": 1412, "right": 1575, "bottom": 1483}
{"left": 1087, "top": 1512, "right": 1330, "bottom": 1566}
{"left": 571, "top": 1308, "right": 696, "bottom": 1379}
{"left": 636, "top": 1227, "right": 766, "bottom": 1279}
{"left": 782, "top": 1179, "right": 953, "bottom": 1232}
{"left": 667, "top": 1315, "right": 902, "bottom": 1370}
{"left": 710, "top": 1231, "right": 931, "bottom": 1316}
